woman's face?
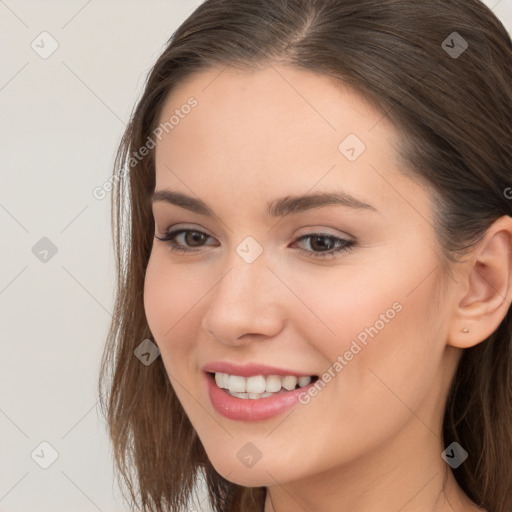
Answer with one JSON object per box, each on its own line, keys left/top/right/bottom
{"left": 144, "top": 64, "right": 461, "bottom": 487}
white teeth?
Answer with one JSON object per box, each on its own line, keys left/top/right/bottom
{"left": 282, "top": 375, "right": 298, "bottom": 391}
{"left": 247, "top": 375, "right": 266, "bottom": 394}
{"left": 228, "top": 375, "right": 246, "bottom": 393}
{"left": 215, "top": 372, "right": 229, "bottom": 388}
{"left": 265, "top": 375, "right": 282, "bottom": 393}
{"left": 213, "top": 372, "right": 314, "bottom": 398}
{"left": 298, "top": 376, "right": 312, "bottom": 387}
{"left": 215, "top": 372, "right": 224, "bottom": 388}
{"left": 231, "top": 392, "right": 249, "bottom": 399}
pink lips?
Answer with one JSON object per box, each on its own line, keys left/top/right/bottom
{"left": 202, "top": 361, "right": 318, "bottom": 421}
{"left": 202, "top": 361, "right": 314, "bottom": 377}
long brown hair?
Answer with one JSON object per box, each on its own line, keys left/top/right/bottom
{"left": 98, "top": 1, "right": 512, "bottom": 511}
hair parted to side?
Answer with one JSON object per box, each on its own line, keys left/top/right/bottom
{"left": 98, "top": 1, "right": 512, "bottom": 511}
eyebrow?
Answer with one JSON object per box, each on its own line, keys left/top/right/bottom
{"left": 150, "top": 189, "right": 378, "bottom": 217}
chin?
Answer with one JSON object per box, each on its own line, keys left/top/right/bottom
{"left": 220, "top": 469, "right": 274, "bottom": 488}
{"left": 206, "top": 454, "right": 284, "bottom": 487}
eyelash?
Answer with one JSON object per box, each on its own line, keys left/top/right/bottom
{"left": 154, "top": 229, "right": 356, "bottom": 259}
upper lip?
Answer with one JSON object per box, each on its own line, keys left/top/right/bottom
{"left": 202, "top": 361, "right": 316, "bottom": 378}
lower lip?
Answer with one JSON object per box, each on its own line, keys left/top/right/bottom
{"left": 205, "top": 372, "right": 316, "bottom": 421}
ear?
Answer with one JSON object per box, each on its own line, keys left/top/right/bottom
{"left": 447, "top": 215, "right": 512, "bottom": 349}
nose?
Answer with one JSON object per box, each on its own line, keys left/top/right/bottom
{"left": 201, "top": 252, "right": 286, "bottom": 347}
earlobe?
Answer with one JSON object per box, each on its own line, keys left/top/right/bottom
{"left": 447, "top": 215, "right": 512, "bottom": 349}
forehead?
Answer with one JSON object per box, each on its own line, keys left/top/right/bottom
{"left": 156, "top": 64, "right": 391, "bottom": 145}
{"left": 153, "top": 64, "right": 430, "bottom": 222}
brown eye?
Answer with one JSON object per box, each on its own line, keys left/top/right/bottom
{"left": 155, "top": 229, "right": 216, "bottom": 253}
{"left": 183, "top": 231, "right": 208, "bottom": 247}
{"left": 292, "top": 234, "right": 356, "bottom": 259}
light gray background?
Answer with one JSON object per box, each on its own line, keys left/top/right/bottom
{"left": 0, "top": 1, "right": 510, "bottom": 511}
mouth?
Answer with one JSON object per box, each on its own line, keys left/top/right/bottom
{"left": 208, "top": 371, "right": 319, "bottom": 399}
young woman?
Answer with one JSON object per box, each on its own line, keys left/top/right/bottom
{"left": 98, "top": 1, "right": 512, "bottom": 511}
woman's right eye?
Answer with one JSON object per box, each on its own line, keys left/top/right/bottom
{"left": 155, "top": 229, "right": 216, "bottom": 253}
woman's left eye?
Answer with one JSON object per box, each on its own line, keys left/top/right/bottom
{"left": 154, "top": 229, "right": 356, "bottom": 259}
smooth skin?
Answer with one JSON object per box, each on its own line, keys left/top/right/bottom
{"left": 143, "top": 63, "right": 512, "bottom": 512}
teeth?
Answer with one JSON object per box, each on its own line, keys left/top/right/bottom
{"left": 266, "top": 375, "right": 282, "bottom": 393}
{"left": 298, "top": 376, "right": 312, "bottom": 387}
{"left": 214, "top": 372, "right": 224, "bottom": 388}
{"left": 213, "top": 372, "right": 314, "bottom": 397}
{"left": 247, "top": 375, "right": 266, "bottom": 394}
{"left": 282, "top": 375, "right": 298, "bottom": 390}
{"left": 231, "top": 392, "right": 248, "bottom": 399}
{"left": 215, "top": 372, "right": 229, "bottom": 388}
{"left": 228, "top": 375, "right": 246, "bottom": 393}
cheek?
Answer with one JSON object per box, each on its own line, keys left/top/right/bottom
{"left": 143, "top": 253, "right": 204, "bottom": 368}
{"left": 281, "top": 263, "right": 403, "bottom": 358}
{"left": 143, "top": 255, "right": 170, "bottom": 340}
{"left": 295, "top": 257, "right": 446, "bottom": 406}
{"left": 144, "top": 253, "right": 197, "bottom": 337}
{"left": 326, "top": 269, "right": 446, "bottom": 420}
{"left": 143, "top": 255, "right": 205, "bottom": 408}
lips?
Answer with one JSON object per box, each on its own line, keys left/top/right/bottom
{"left": 202, "top": 361, "right": 316, "bottom": 378}
{"left": 202, "top": 361, "right": 319, "bottom": 421}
